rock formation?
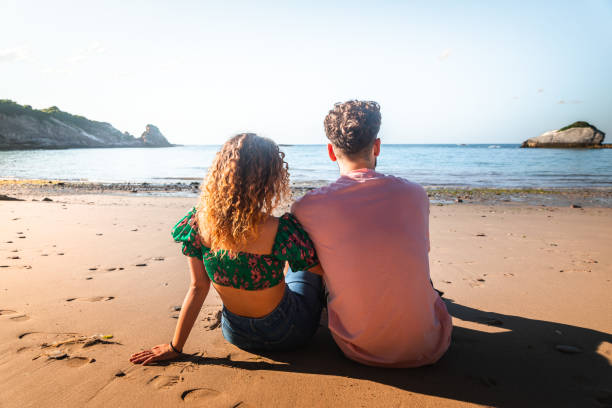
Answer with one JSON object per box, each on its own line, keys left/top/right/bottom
{"left": 521, "top": 122, "right": 606, "bottom": 148}
{"left": 0, "top": 100, "right": 173, "bottom": 150}
{"left": 138, "top": 124, "right": 172, "bottom": 147}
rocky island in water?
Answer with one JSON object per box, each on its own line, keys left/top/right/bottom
{"left": 0, "top": 100, "right": 172, "bottom": 150}
{"left": 521, "top": 121, "right": 608, "bottom": 148}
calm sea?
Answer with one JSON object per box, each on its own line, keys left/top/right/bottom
{"left": 1, "top": 144, "right": 611, "bottom": 188}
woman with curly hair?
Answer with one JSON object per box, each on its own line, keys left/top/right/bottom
{"left": 130, "top": 133, "right": 323, "bottom": 365}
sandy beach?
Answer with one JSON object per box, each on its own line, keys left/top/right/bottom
{"left": 1, "top": 188, "right": 611, "bottom": 407}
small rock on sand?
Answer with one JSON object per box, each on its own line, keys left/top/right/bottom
{"left": 135, "top": 263, "right": 147, "bottom": 267}
{"left": 476, "top": 233, "right": 486, "bottom": 237}
{"left": 42, "top": 197, "right": 53, "bottom": 202}
{"left": 115, "top": 370, "right": 126, "bottom": 377}
{"left": 570, "top": 204, "right": 582, "bottom": 208}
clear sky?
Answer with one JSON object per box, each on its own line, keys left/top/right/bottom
{"left": 1, "top": 0, "right": 611, "bottom": 144}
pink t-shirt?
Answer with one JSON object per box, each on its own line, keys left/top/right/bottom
{"left": 291, "top": 169, "right": 452, "bottom": 367}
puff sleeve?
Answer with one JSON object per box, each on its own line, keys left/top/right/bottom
{"left": 171, "top": 207, "right": 203, "bottom": 258}
{"left": 273, "top": 213, "right": 319, "bottom": 271}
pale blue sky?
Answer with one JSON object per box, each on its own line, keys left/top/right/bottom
{"left": 1, "top": 0, "right": 611, "bottom": 144}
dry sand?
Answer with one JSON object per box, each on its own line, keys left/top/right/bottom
{"left": 0, "top": 193, "right": 611, "bottom": 407}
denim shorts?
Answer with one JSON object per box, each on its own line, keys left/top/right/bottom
{"left": 221, "top": 268, "right": 323, "bottom": 351}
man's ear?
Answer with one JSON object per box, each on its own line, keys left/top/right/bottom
{"left": 327, "top": 143, "right": 337, "bottom": 162}
{"left": 373, "top": 138, "right": 381, "bottom": 157}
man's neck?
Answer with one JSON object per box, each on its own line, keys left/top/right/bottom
{"left": 337, "top": 159, "right": 376, "bottom": 176}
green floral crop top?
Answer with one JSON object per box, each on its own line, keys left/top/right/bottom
{"left": 171, "top": 208, "right": 319, "bottom": 290}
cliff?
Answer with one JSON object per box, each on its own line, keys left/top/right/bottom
{"left": 521, "top": 122, "right": 606, "bottom": 148}
{"left": 0, "top": 100, "right": 173, "bottom": 150}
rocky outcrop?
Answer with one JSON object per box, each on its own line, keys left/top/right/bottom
{"left": 521, "top": 122, "right": 605, "bottom": 148}
{"left": 0, "top": 100, "right": 173, "bottom": 150}
{"left": 138, "top": 124, "right": 172, "bottom": 147}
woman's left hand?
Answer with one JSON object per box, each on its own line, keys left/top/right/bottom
{"left": 129, "top": 343, "right": 179, "bottom": 366}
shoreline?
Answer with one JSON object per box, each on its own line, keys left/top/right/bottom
{"left": 2, "top": 178, "right": 612, "bottom": 208}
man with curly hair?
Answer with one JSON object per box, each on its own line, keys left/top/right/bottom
{"left": 291, "top": 100, "right": 452, "bottom": 367}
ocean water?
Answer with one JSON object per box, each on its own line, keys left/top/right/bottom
{"left": 0, "top": 144, "right": 611, "bottom": 188}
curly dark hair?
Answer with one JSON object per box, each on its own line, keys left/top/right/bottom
{"left": 323, "top": 100, "right": 381, "bottom": 156}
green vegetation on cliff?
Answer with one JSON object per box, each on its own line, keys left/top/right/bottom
{"left": 558, "top": 121, "right": 594, "bottom": 132}
{"left": 0, "top": 100, "right": 112, "bottom": 132}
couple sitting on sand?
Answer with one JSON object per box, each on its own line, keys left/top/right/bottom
{"left": 130, "top": 100, "right": 452, "bottom": 368}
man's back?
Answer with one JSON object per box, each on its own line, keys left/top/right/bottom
{"left": 292, "top": 168, "right": 452, "bottom": 367}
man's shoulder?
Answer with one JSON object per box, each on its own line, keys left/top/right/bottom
{"left": 292, "top": 183, "right": 341, "bottom": 213}
{"left": 375, "top": 173, "right": 427, "bottom": 195}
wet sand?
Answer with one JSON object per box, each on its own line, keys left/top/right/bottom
{"left": 0, "top": 192, "right": 611, "bottom": 407}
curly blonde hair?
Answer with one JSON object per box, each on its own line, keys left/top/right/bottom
{"left": 196, "top": 133, "right": 290, "bottom": 255}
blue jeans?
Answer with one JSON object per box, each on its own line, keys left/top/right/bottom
{"left": 221, "top": 268, "right": 323, "bottom": 351}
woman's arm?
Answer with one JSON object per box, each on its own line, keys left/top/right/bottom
{"left": 130, "top": 257, "right": 210, "bottom": 365}
{"left": 173, "top": 257, "right": 211, "bottom": 350}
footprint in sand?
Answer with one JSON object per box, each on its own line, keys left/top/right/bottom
{"left": 180, "top": 388, "right": 223, "bottom": 402}
{"left": 181, "top": 388, "right": 250, "bottom": 407}
{"left": 202, "top": 309, "right": 222, "bottom": 330}
{"left": 147, "top": 374, "right": 181, "bottom": 390}
{"left": 65, "top": 356, "right": 90, "bottom": 367}
{"left": 0, "top": 309, "right": 30, "bottom": 321}
{"left": 66, "top": 296, "right": 115, "bottom": 302}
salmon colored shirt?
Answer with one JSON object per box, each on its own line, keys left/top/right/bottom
{"left": 291, "top": 169, "right": 452, "bottom": 367}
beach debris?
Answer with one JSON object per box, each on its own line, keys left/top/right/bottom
{"left": 41, "top": 334, "right": 117, "bottom": 349}
{"left": 476, "top": 233, "right": 486, "bottom": 237}
{"left": 42, "top": 197, "right": 53, "bottom": 202}
{"left": 0, "top": 194, "right": 24, "bottom": 201}
{"left": 115, "top": 370, "right": 126, "bottom": 377}
{"left": 570, "top": 204, "right": 582, "bottom": 208}
{"left": 555, "top": 344, "right": 583, "bottom": 354}
{"left": 46, "top": 350, "right": 68, "bottom": 360}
